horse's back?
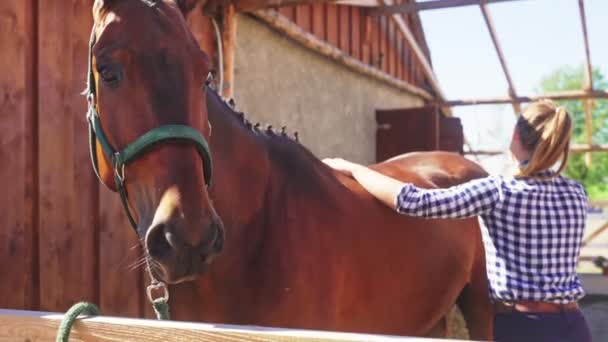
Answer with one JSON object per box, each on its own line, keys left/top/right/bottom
{"left": 371, "top": 151, "right": 488, "bottom": 188}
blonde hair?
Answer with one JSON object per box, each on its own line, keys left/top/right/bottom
{"left": 515, "top": 99, "right": 572, "bottom": 178}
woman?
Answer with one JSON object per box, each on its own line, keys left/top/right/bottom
{"left": 323, "top": 100, "right": 592, "bottom": 342}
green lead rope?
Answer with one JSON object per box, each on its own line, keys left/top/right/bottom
{"left": 56, "top": 302, "right": 100, "bottom": 342}
{"left": 56, "top": 298, "right": 169, "bottom": 341}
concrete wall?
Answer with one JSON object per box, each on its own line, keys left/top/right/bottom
{"left": 232, "top": 15, "right": 425, "bottom": 164}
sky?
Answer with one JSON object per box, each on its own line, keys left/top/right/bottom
{"left": 417, "top": 0, "right": 608, "bottom": 164}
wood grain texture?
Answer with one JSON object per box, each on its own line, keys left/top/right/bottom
{"left": 295, "top": 5, "right": 312, "bottom": 31}
{"left": 0, "top": 309, "right": 471, "bottom": 342}
{"left": 187, "top": 3, "right": 216, "bottom": 68}
{"left": 311, "top": 4, "right": 325, "bottom": 40}
{"left": 221, "top": 4, "right": 238, "bottom": 98}
{"left": 350, "top": 7, "right": 361, "bottom": 60}
{"left": 98, "top": 186, "right": 144, "bottom": 318}
{"left": 37, "top": 0, "right": 97, "bottom": 312}
{"left": 0, "top": 0, "right": 37, "bottom": 310}
{"left": 326, "top": 4, "right": 339, "bottom": 46}
{"left": 379, "top": 16, "right": 388, "bottom": 73}
{"left": 338, "top": 6, "right": 350, "bottom": 53}
{"left": 278, "top": 6, "right": 296, "bottom": 21}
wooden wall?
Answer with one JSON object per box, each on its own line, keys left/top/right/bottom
{"left": 277, "top": 0, "right": 431, "bottom": 90}
{"left": 0, "top": 0, "right": 432, "bottom": 318}
{"left": 0, "top": 0, "right": 216, "bottom": 318}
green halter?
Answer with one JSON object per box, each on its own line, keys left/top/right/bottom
{"left": 85, "top": 27, "right": 213, "bottom": 232}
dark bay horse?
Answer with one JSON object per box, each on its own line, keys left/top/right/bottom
{"left": 87, "top": 0, "right": 492, "bottom": 338}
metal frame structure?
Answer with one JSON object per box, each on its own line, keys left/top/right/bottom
{"left": 362, "top": 0, "right": 607, "bottom": 154}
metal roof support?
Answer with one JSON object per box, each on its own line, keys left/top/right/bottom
{"left": 479, "top": 1, "right": 520, "bottom": 115}
{"left": 368, "top": 0, "right": 526, "bottom": 16}
{"left": 377, "top": 0, "right": 452, "bottom": 115}
{"left": 578, "top": 0, "right": 594, "bottom": 166}
{"left": 443, "top": 90, "right": 608, "bottom": 106}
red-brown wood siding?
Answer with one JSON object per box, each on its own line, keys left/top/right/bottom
{"left": 270, "top": 0, "right": 431, "bottom": 90}
{"left": 0, "top": 0, "right": 218, "bottom": 317}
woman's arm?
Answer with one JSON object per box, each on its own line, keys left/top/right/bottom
{"left": 323, "top": 158, "right": 503, "bottom": 219}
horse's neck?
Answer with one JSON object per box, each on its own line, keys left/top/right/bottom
{"left": 205, "top": 90, "right": 340, "bottom": 274}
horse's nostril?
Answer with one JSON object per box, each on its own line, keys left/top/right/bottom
{"left": 146, "top": 224, "right": 173, "bottom": 259}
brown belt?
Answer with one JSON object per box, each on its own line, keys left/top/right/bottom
{"left": 494, "top": 301, "right": 579, "bottom": 314}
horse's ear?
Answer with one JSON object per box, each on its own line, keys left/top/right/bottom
{"left": 175, "top": 0, "right": 201, "bottom": 17}
{"left": 92, "top": 0, "right": 118, "bottom": 21}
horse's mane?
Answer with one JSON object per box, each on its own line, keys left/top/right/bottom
{"left": 216, "top": 94, "right": 301, "bottom": 144}
{"left": 208, "top": 89, "right": 338, "bottom": 196}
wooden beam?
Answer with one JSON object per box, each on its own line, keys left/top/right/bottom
{"left": 369, "top": 0, "right": 527, "bottom": 16}
{"left": 235, "top": 0, "right": 335, "bottom": 12}
{"left": 251, "top": 10, "right": 435, "bottom": 100}
{"left": 584, "top": 99, "right": 593, "bottom": 165}
{"left": 479, "top": 1, "right": 520, "bottom": 115}
{"left": 579, "top": 0, "right": 593, "bottom": 91}
{"left": 0, "top": 309, "right": 471, "bottom": 342}
{"left": 464, "top": 144, "right": 608, "bottom": 156}
{"left": 442, "top": 89, "right": 608, "bottom": 106}
{"left": 578, "top": 0, "right": 594, "bottom": 166}
{"left": 222, "top": 4, "right": 238, "bottom": 98}
{"left": 377, "top": 0, "right": 451, "bottom": 115}
{"left": 571, "top": 144, "right": 608, "bottom": 153}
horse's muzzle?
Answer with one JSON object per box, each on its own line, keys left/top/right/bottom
{"left": 145, "top": 216, "right": 224, "bottom": 284}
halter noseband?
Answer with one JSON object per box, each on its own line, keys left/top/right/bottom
{"left": 85, "top": 27, "right": 213, "bottom": 232}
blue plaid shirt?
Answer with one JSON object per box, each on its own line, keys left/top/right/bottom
{"left": 395, "top": 171, "right": 588, "bottom": 304}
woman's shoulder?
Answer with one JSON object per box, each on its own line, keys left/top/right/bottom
{"left": 555, "top": 174, "right": 588, "bottom": 197}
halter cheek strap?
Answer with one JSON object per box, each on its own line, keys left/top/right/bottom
{"left": 86, "top": 27, "right": 213, "bottom": 232}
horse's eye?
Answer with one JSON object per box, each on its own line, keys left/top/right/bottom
{"left": 97, "top": 64, "right": 122, "bottom": 88}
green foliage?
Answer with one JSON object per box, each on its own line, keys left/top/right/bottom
{"left": 539, "top": 66, "right": 608, "bottom": 200}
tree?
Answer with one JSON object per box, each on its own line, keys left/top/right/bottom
{"left": 538, "top": 66, "right": 608, "bottom": 200}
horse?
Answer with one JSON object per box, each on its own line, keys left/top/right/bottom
{"left": 86, "top": 0, "right": 492, "bottom": 338}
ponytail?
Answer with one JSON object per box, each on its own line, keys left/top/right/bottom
{"left": 515, "top": 100, "right": 572, "bottom": 178}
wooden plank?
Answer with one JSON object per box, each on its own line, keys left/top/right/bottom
{"left": 370, "top": 17, "right": 380, "bottom": 68}
{"left": 253, "top": 10, "right": 434, "bottom": 99}
{"left": 37, "top": 0, "right": 97, "bottom": 313}
{"left": 369, "top": 0, "right": 526, "bottom": 16}
{"left": 295, "top": 5, "right": 311, "bottom": 32}
{"left": 380, "top": 0, "right": 447, "bottom": 110}
{"left": 222, "top": 4, "right": 238, "bottom": 98}
{"left": 338, "top": 5, "right": 350, "bottom": 53}
{"left": 443, "top": 90, "right": 608, "bottom": 106}
{"left": 312, "top": 3, "right": 325, "bottom": 39}
{"left": 350, "top": 7, "right": 361, "bottom": 59}
{"left": 0, "top": 309, "right": 472, "bottom": 342}
{"left": 479, "top": 2, "right": 520, "bottom": 114}
{"left": 326, "top": 4, "right": 339, "bottom": 46}
{"left": 187, "top": 3, "right": 216, "bottom": 66}
{"left": 396, "top": 27, "right": 403, "bottom": 80}
{"left": 578, "top": 0, "right": 594, "bottom": 166}
{"left": 278, "top": 6, "right": 296, "bottom": 21}
{"left": 98, "top": 187, "right": 145, "bottom": 318}
{"left": 379, "top": 16, "right": 388, "bottom": 73}
{"left": 387, "top": 19, "right": 396, "bottom": 77}
{"left": 584, "top": 99, "right": 593, "bottom": 166}
{"left": 0, "top": 0, "right": 37, "bottom": 311}
{"left": 361, "top": 14, "right": 371, "bottom": 65}
{"left": 578, "top": 0, "right": 593, "bottom": 91}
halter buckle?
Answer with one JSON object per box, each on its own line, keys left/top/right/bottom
{"left": 113, "top": 153, "right": 126, "bottom": 183}
{"left": 147, "top": 282, "right": 170, "bottom": 303}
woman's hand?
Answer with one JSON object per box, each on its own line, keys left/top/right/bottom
{"left": 322, "top": 158, "right": 365, "bottom": 177}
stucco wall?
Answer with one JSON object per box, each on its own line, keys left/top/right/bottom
{"left": 233, "top": 15, "right": 425, "bottom": 164}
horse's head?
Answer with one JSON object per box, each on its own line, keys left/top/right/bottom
{"left": 88, "top": 0, "right": 223, "bottom": 284}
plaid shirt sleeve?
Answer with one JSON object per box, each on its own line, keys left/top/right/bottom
{"left": 395, "top": 176, "right": 504, "bottom": 219}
